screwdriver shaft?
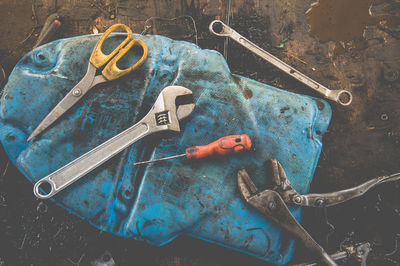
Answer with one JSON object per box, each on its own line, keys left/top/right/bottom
{"left": 134, "top": 153, "right": 186, "bottom": 165}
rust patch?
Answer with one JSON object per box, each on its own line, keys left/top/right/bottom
{"left": 317, "top": 100, "right": 325, "bottom": 111}
{"left": 6, "top": 135, "right": 16, "bottom": 141}
{"left": 243, "top": 88, "right": 253, "bottom": 99}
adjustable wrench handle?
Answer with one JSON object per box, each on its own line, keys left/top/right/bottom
{"left": 33, "top": 118, "right": 153, "bottom": 199}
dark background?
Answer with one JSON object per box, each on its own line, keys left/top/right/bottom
{"left": 0, "top": 0, "right": 399, "bottom": 265}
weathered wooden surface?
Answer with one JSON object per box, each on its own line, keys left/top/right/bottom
{"left": 0, "top": 0, "right": 399, "bottom": 265}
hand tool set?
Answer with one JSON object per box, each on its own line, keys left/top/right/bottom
{"left": 0, "top": 22, "right": 397, "bottom": 265}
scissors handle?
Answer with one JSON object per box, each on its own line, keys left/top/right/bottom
{"left": 102, "top": 39, "right": 148, "bottom": 81}
{"left": 89, "top": 24, "right": 133, "bottom": 68}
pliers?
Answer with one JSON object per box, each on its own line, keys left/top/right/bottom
{"left": 238, "top": 159, "right": 400, "bottom": 265}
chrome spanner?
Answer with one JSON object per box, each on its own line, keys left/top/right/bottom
{"left": 33, "top": 86, "right": 195, "bottom": 199}
{"left": 209, "top": 20, "right": 353, "bottom": 106}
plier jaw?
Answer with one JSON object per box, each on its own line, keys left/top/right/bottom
{"left": 237, "top": 168, "right": 258, "bottom": 202}
{"left": 237, "top": 167, "right": 291, "bottom": 226}
{"left": 237, "top": 159, "right": 338, "bottom": 266}
{"left": 238, "top": 159, "right": 299, "bottom": 205}
{"left": 237, "top": 159, "right": 400, "bottom": 265}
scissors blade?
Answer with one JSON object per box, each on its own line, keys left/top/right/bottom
{"left": 27, "top": 63, "right": 103, "bottom": 141}
{"left": 28, "top": 104, "right": 69, "bottom": 141}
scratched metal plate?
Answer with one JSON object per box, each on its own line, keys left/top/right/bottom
{"left": 0, "top": 33, "right": 331, "bottom": 264}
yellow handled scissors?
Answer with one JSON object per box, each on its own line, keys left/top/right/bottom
{"left": 28, "top": 24, "right": 148, "bottom": 141}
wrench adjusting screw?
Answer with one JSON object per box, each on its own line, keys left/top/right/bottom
{"left": 156, "top": 111, "right": 170, "bottom": 125}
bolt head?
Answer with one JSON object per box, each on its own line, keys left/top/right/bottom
{"left": 380, "top": 113, "right": 389, "bottom": 121}
{"left": 72, "top": 89, "right": 82, "bottom": 97}
{"left": 293, "top": 195, "right": 302, "bottom": 204}
{"left": 316, "top": 199, "right": 325, "bottom": 207}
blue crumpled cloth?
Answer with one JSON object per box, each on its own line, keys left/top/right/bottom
{"left": 0, "top": 33, "right": 331, "bottom": 264}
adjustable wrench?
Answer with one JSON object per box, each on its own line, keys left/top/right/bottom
{"left": 33, "top": 86, "right": 195, "bottom": 199}
{"left": 209, "top": 20, "right": 352, "bottom": 106}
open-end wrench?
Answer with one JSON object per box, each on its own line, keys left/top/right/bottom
{"left": 209, "top": 20, "right": 353, "bottom": 106}
{"left": 33, "top": 86, "right": 195, "bottom": 199}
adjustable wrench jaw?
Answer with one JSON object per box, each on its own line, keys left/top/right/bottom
{"left": 144, "top": 85, "right": 195, "bottom": 133}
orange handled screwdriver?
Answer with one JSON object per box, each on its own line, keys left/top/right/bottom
{"left": 134, "top": 134, "right": 252, "bottom": 165}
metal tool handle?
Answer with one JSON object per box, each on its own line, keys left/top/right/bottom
{"left": 293, "top": 242, "right": 371, "bottom": 266}
{"left": 209, "top": 20, "right": 352, "bottom": 106}
{"left": 292, "top": 172, "right": 400, "bottom": 207}
{"left": 238, "top": 169, "right": 337, "bottom": 266}
{"left": 247, "top": 189, "right": 337, "bottom": 266}
{"left": 102, "top": 38, "right": 148, "bottom": 81}
{"left": 33, "top": 118, "right": 151, "bottom": 199}
{"left": 89, "top": 24, "right": 133, "bottom": 69}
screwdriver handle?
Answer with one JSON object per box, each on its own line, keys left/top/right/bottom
{"left": 185, "top": 134, "right": 252, "bottom": 160}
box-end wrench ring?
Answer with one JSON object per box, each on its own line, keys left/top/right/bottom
{"left": 33, "top": 85, "right": 195, "bottom": 199}
{"left": 209, "top": 20, "right": 352, "bottom": 106}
